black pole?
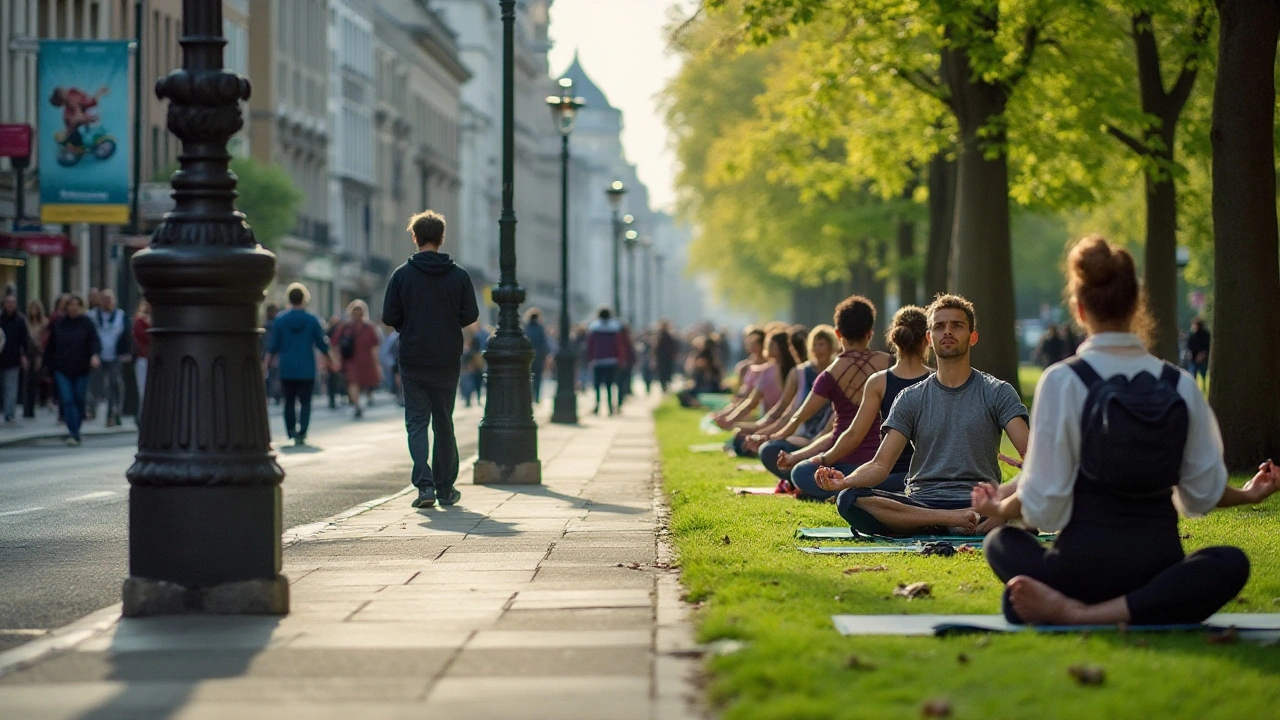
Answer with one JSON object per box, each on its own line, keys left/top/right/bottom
{"left": 655, "top": 254, "right": 665, "bottom": 320}
{"left": 12, "top": 160, "right": 26, "bottom": 221}
{"left": 626, "top": 239, "right": 637, "bottom": 327}
{"left": 475, "top": 0, "right": 541, "bottom": 484}
{"left": 124, "top": 0, "right": 286, "bottom": 616}
{"left": 129, "top": 0, "right": 144, "bottom": 234}
{"left": 642, "top": 243, "right": 651, "bottom": 329}
{"left": 551, "top": 133, "right": 577, "bottom": 424}
{"left": 611, "top": 209, "right": 621, "bottom": 316}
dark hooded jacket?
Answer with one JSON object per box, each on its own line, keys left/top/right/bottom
{"left": 267, "top": 307, "right": 329, "bottom": 381}
{"left": 382, "top": 250, "right": 479, "bottom": 371}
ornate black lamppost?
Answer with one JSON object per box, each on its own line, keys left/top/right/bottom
{"left": 125, "top": 1, "right": 285, "bottom": 615}
{"left": 640, "top": 236, "right": 652, "bottom": 329}
{"left": 624, "top": 226, "right": 639, "bottom": 327}
{"left": 546, "top": 78, "right": 584, "bottom": 425}
{"left": 605, "top": 181, "right": 626, "bottom": 315}
{"left": 475, "top": 0, "right": 540, "bottom": 484}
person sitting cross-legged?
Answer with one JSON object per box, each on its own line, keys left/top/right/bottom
{"left": 814, "top": 294, "right": 1029, "bottom": 535}
{"left": 771, "top": 296, "right": 892, "bottom": 500}
{"left": 726, "top": 327, "right": 805, "bottom": 456}
{"left": 971, "top": 236, "right": 1275, "bottom": 626}
{"left": 748, "top": 325, "right": 837, "bottom": 481}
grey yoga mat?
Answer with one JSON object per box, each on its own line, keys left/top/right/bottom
{"left": 796, "top": 527, "right": 1057, "bottom": 542}
{"left": 800, "top": 544, "right": 979, "bottom": 555}
{"left": 831, "top": 613, "right": 1280, "bottom": 641}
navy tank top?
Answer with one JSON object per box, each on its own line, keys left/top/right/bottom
{"left": 881, "top": 371, "right": 930, "bottom": 475}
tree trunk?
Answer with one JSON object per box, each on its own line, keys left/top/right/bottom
{"left": 1209, "top": 0, "right": 1280, "bottom": 471}
{"left": 1144, "top": 163, "right": 1180, "bottom": 362}
{"left": 925, "top": 151, "right": 955, "bottom": 299}
{"left": 943, "top": 42, "right": 1021, "bottom": 393}
{"left": 869, "top": 240, "right": 889, "bottom": 349}
{"left": 897, "top": 185, "right": 919, "bottom": 307}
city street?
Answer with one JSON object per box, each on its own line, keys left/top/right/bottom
{"left": 0, "top": 397, "right": 482, "bottom": 652}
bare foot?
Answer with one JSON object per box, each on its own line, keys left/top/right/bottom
{"left": 945, "top": 510, "right": 980, "bottom": 535}
{"left": 1007, "top": 576, "right": 1087, "bottom": 625}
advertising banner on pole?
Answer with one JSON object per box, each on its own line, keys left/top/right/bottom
{"left": 38, "top": 40, "right": 131, "bottom": 224}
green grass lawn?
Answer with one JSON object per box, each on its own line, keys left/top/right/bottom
{"left": 657, "top": 401, "right": 1280, "bottom": 719}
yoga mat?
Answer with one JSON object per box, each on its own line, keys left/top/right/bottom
{"left": 730, "top": 486, "right": 788, "bottom": 496}
{"left": 831, "top": 613, "right": 1280, "bottom": 640}
{"left": 802, "top": 546, "right": 939, "bottom": 555}
{"left": 796, "top": 527, "right": 1057, "bottom": 543}
{"left": 737, "top": 463, "right": 768, "bottom": 473}
{"left": 697, "top": 393, "right": 734, "bottom": 411}
{"left": 689, "top": 442, "right": 728, "bottom": 453}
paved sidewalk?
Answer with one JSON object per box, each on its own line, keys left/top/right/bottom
{"left": 0, "top": 405, "right": 136, "bottom": 447}
{"left": 0, "top": 396, "right": 704, "bottom": 719}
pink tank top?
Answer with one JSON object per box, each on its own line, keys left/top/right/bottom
{"left": 750, "top": 362, "right": 783, "bottom": 412}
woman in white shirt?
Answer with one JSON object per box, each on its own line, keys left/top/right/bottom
{"left": 972, "top": 235, "right": 1279, "bottom": 625}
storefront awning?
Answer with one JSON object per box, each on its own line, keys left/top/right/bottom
{"left": 0, "top": 232, "right": 76, "bottom": 257}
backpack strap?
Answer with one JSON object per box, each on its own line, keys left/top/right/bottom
{"left": 1065, "top": 356, "right": 1102, "bottom": 388}
{"left": 1159, "top": 362, "right": 1182, "bottom": 390}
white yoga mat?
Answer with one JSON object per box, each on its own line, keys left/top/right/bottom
{"left": 832, "top": 613, "right": 1280, "bottom": 640}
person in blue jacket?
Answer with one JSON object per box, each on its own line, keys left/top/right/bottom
{"left": 265, "top": 283, "right": 330, "bottom": 446}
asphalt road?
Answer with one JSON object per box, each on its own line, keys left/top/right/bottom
{"left": 0, "top": 396, "right": 482, "bottom": 652}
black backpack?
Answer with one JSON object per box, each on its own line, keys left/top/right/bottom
{"left": 1067, "top": 358, "right": 1188, "bottom": 498}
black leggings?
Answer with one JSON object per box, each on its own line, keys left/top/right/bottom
{"left": 593, "top": 364, "right": 617, "bottom": 412}
{"left": 985, "top": 525, "right": 1250, "bottom": 625}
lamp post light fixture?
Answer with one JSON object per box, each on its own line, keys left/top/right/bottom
{"left": 476, "top": 0, "right": 541, "bottom": 484}
{"left": 605, "top": 181, "right": 626, "bottom": 316}
{"left": 624, "top": 227, "right": 639, "bottom": 328}
{"left": 125, "top": 1, "right": 286, "bottom": 615}
{"left": 546, "top": 77, "right": 584, "bottom": 426}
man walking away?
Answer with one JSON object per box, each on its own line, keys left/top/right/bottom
{"left": 266, "top": 283, "right": 329, "bottom": 446}
{"left": 1187, "top": 318, "right": 1211, "bottom": 391}
{"left": 0, "top": 295, "right": 29, "bottom": 424}
{"left": 586, "top": 308, "right": 623, "bottom": 415}
{"left": 89, "top": 289, "right": 130, "bottom": 427}
{"left": 383, "top": 210, "right": 479, "bottom": 509}
{"left": 525, "top": 308, "right": 550, "bottom": 404}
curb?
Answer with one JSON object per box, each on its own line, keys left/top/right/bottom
{"left": 0, "top": 424, "right": 136, "bottom": 448}
{"left": 0, "top": 452, "right": 479, "bottom": 679}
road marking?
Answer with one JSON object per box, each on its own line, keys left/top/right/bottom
{"left": 0, "top": 508, "right": 44, "bottom": 518}
{"left": 0, "top": 630, "right": 48, "bottom": 637}
{"left": 64, "top": 491, "right": 117, "bottom": 503}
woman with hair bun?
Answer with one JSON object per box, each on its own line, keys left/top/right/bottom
{"left": 803, "top": 307, "right": 933, "bottom": 511}
{"left": 972, "top": 235, "right": 1279, "bottom": 626}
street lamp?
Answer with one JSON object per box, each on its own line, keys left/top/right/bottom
{"left": 624, "top": 226, "right": 639, "bottom": 328}
{"left": 654, "top": 252, "right": 667, "bottom": 321}
{"left": 476, "top": 0, "right": 541, "bottom": 484}
{"left": 639, "top": 236, "right": 652, "bottom": 329}
{"left": 605, "top": 181, "right": 626, "bottom": 316}
{"left": 546, "top": 78, "right": 584, "bottom": 425}
{"left": 125, "top": 2, "right": 285, "bottom": 615}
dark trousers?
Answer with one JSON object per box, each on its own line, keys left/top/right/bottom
{"left": 280, "top": 379, "right": 315, "bottom": 439}
{"left": 759, "top": 440, "right": 801, "bottom": 480}
{"left": 984, "top": 525, "right": 1250, "bottom": 625}
{"left": 54, "top": 371, "right": 89, "bottom": 440}
{"left": 531, "top": 358, "right": 546, "bottom": 404}
{"left": 402, "top": 366, "right": 460, "bottom": 494}
{"left": 593, "top": 364, "right": 617, "bottom": 412}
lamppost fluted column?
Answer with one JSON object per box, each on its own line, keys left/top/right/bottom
{"left": 624, "top": 227, "right": 638, "bottom": 327}
{"left": 476, "top": 0, "right": 540, "bottom": 484}
{"left": 547, "top": 78, "right": 583, "bottom": 425}
{"left": 124, "top": 0, "right": 285, "bottom": 616}
{"left": 606, "top": 181, "right": 626, "bottom": 316}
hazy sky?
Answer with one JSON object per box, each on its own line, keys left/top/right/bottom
{"left": 547, "top": 0, "right": 695, "bottom": 213}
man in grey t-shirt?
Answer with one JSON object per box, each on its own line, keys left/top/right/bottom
{"left": 814, "top": 295, "right": 1030, "bottom": 536}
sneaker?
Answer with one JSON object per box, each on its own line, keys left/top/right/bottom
{"left": 411, "top": 489, "right": 436, "bottom": 509}
{"left": 66, "top": 437, "right": 80, "bottom": 447}
{"left": 438, "top": 487, "right": 462, "bottom": 506}
{"left": 353, "top": 407, "right": 363, "bottom": 419}
{"left": 294, "top": 435, "right": 307, "bottom": 447}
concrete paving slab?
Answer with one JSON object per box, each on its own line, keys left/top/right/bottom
{"left": 493, "top": 607, "right": 654, "bottom": 632}
{"left": 467, "top": 630, "right": 650, "bottom": 649}
{"left": 424, "top": 677, "right": 649, "bottom": 720}
{"left": 509, "top": 589, "right": 653, "bottom": 610}
{"left": 446, "top": 646, "right": 650, "bottom": 677}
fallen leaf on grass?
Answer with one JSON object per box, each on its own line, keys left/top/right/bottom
{"left": 722, "top": 535, "right": 732, "bottom": 545}
{"left": 975, "top": 637, "right": 990, "bottom": 648}
{"left": 845, "top": 654, "right": 877, "bottom": 671}
{"left": 843, "top": 565, "right": 889, "bottom": 575}
{"left": 956, "top": 653, "right": 969, "bottom": 664}
{"left": 833, "top": 595, "right": 843, "bottom": 602}
{"left": 1208, "top": 627, "right": 1239, "bottom": 645}
{"left": 893, "top": 582, "right": 932, "bottom": 600}
{"left": 760, "top": 580, "right": 779, "bottom": 586}
{"left": 1068, "top": 665, "right": 1106, "bottom": 686}
{"left": 920, "top": 698, "right": 952, "bottom": 717}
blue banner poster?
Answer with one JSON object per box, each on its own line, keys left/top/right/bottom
{"left": 38, "top": 40, "right": 131, "bottom": 224}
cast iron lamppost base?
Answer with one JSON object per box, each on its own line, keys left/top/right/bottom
{"left": 475, "top": 0, "right": 541, "bottom": 485}
{"left": 124, "top": 0, "right": 286, "bottom": 616}
{"left": 547, "top": 78, "right": 584, "bottom": 426}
